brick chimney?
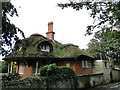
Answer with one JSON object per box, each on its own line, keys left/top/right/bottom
{"left": 46, "top": 22, "right": 55, "bottom": 40}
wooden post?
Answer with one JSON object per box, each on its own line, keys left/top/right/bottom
{"left": 10, "top": 61, "right": 13, "bottom": 73}
{"left": 8, "top": 61, "right": 10, "bottom": 74}
{"left": 35, "top": 61, "right": 38, "bottom": 75}
{"left": 16, "top": 63, "right": 19, "bottom": 73}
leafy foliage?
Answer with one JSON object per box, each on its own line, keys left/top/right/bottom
{"left": 2, "top": 2, "right": 25, "bottom": 56}
{"left": 39, "top": 63, "right": 79, "bottom": 88}
{"left": 2, "top": 76, "right": 42, "bottom": 88}
{"left": 86, "top": 39, "right": 101, "bottom": 60}
{"left": 40, "top": 63, "right": 75, "bottom": 77}
{"left": 2, "top": 73, "right": 21, "bottom": 83}
{"left": 86, "top": 27, "right": 120, "bottom": 62}
{"left": 3, "top": 64, "right": 79, "bottom": 88}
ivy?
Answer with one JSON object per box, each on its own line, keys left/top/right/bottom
{"left": 39, "top": 63, "right": 79, "bottom": 88}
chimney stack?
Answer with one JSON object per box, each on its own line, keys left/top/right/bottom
{"left": 46, "top": 22, "right": 55, "bottom": 40}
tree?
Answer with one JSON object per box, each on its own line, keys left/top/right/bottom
{"left": 58, "top": 1, "right": 120, "bottom": 62}
{"left": 2, "top": 2, "right": 25, "bottom": 56}
{"left": 86, "top": 39, "right": 102, "bottom": 60}
{"left": 86, "top": 27, "right": 120, "bottom": 61}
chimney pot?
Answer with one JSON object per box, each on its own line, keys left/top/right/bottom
{"left": 48, "top": 22, "right": 53, "bottom": 32}
{"left": 46, "top": 22, "right": 55, "bottom": 40}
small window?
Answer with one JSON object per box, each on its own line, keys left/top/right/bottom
{"left": 82, "top": 60, "right": 85, "bottom": 68}
{"left": 66, "top": 63, "right": 70, "bottom": 67}
{"left": 19, "top": 63, "right": 24, "bottom": 74}
{"left": 40, "top": 44, "right": 50, "bottom": 52}
{"left": 82, "top": 60, "right": 91, "bottom": 68}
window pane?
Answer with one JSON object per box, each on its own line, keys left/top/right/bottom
{"left": 66, "top": 63, "right": 70, "bottom": 67}
{"left": 85, "top": 61, "right": 88, "bottom": 68}
{"left": 19, "top": 63, "right": 24, "bottom": 74}
{"left": 88, "top": 61, "right": 91, "bottom": 68}
{"left": 82, "top": 60, "right": 84, "bottom": 68}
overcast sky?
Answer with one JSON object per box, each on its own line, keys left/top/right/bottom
{"left": 10, "top": 0, "right": 94, "bottom": 49}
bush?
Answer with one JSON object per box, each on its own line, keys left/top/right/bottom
{"left": 3, "top": 64, "right": 79, "bottom": 88}
{"left": 40, "top": 63, "right": 75, "bottom": 76}
{"left": 2, "top": 73, "right": 21, "bottom": 83}
{"left": 40, "top": 63, "right": 77, "bottom": 81}
{"left": 39, "top": 63, "right": 79, "bottom": 88}
{"left": 2, "top": 76, "right": 43, "bottom": 88}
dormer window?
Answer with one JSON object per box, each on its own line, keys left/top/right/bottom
{"left": 40, "top": 44, "right": 50, "bottom": 52}
{"left": 37, "top": 40, "right": 53, "bottom": 53}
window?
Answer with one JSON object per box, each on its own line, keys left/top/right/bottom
{"left": 19, "top": 63, "right": 24, "bottom": 74}
{"left": 82, "top": 60, "right": 91, "bottom": 68}
{"left": 40, "top": 44, "right": 50, "bottom": 52}
{"left": 66, "top": 63, "right": 70, "bottom": 67}
{"left": 32, "top": 63, "right": 36, "bottom": 74}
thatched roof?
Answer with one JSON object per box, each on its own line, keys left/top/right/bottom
{"left": 4, "top": 33, "right": 92, "bottom": 60}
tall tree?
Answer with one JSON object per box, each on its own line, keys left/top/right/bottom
{"left": 87, "top": 27, "right": 120, "bottom": 62}
{"left": 86, "top": 38, "right": 101, "bottom": 60}
{"left": 2, "top": 2, "right": 25, "bottom": 56}
{"left": 58, "top": 1, "right": 120, "bottom": 62}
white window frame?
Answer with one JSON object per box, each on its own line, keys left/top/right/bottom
{"left": 41, "top": 45, "right": 50, "bottom": 52}
{"left": 82, "top": 60, "right": 91, "bottom": 68}
{"left": 66, "top": 63, "right": 70, "bottom": 67}
{"left": 19, "top": 63, "right": 24, "bottom": 74}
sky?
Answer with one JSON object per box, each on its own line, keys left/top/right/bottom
{"left": 10, "top": 0, "right": 94, "bottom": 49}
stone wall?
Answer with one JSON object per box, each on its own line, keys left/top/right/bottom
{"left": 93, "top": 60, "right": 112, "bottom": 83}
{"left": 45, "top": 73, "right": 104, "bottom": 89}
{"left": 93, "top": 60, "right": 104, "bottom": 74}
{"left": 112, "top": 69, "right": 120, "bottom": 82}
{"left": 77, "top": 73, "right": 103, "bottom": 89}
{"left": 3, "top": 73, "right": 104, "bottom": 89}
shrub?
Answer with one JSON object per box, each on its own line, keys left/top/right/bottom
{"left": 40, "top": 63, "right": 75, "bottom": 77}
{"left": 2, "top": 73, "right": 21, "bottom": 83}
{"left": 40, "top": 64, "right": 77, "bottom": 82}
{"left": 3, "top": 76, "right": 43, "bottom": 88}
{"left": 39, "top": 63, "right": 79, "bottom": 88}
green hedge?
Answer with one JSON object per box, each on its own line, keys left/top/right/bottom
{"left": 39, "top": 63, "right": 79, "bottom": 88}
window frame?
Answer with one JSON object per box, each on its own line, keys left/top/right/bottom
{"left": 19, "top": 63, "right": 24, "bottom": 74}
{"left": 82, "top": 60, "right": 91, "bottom": 68}
{"left": 66, "top": 63, "right": 70, "bottom": 67}
{"left": 40, "top": 44, "right": 50, "bottom": 52}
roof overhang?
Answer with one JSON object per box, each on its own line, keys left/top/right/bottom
{"left": 3, "top": 54, "right": 95, "bottom": 62}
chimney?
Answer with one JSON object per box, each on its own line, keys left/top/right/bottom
{"left": 46, "top": 22, "right": 55, "bottom": 40}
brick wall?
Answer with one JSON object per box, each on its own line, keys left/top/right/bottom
{"left": 57, "top": 60, "right": 93, "bottom": 75}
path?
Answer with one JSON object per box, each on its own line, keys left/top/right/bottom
{"left": 86, "top": 81, "right": 120, "bottom": 90}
